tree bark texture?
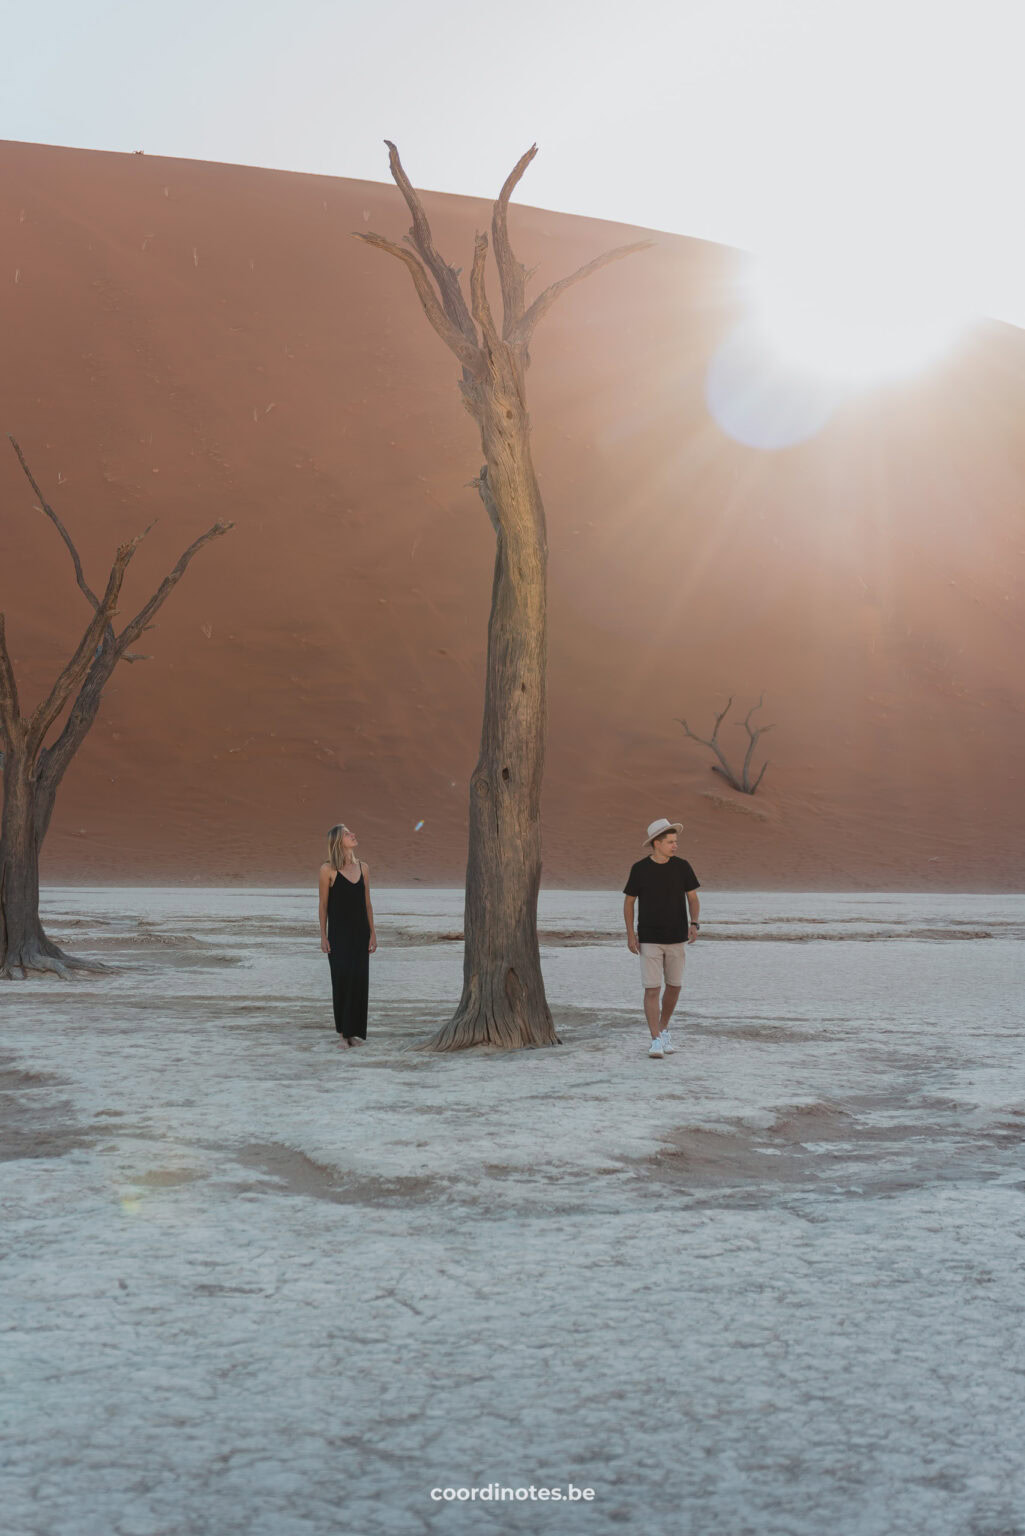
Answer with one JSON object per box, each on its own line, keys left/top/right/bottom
{"left": 436, "top": 390, "right": 552, "bottom": 1049}
{"left": 356, "top": 146, "right": 649, "bottom": 1049}
{"left": 0, "top": 740, "right": 56, "bottom": 976}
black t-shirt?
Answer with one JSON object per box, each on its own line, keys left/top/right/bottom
{"left": 623, "top": 856, "right": 700, "bottom": 944}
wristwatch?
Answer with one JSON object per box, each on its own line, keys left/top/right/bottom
{"left": 691, "top": 922, "right": 701, "bottom": 929}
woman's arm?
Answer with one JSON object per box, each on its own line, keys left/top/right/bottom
{"left": 363, "top": 863, "right": 378, "bottom": 953}
{"left": 318, "top": 864, "right": 331, "bottom": 953}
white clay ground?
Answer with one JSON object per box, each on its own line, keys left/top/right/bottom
{"left": 2, "top": 888, "right": 1024, "bottom": 1536}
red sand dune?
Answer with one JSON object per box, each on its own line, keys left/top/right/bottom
{"left": 1, "top": 139, "right": 1023, "bottom": 891}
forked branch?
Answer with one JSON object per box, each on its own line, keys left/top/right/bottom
{"left": 384, "top": 140, "right": 478, "bottom": 346}
{"left": 352, "top": 231, "right": 482, "bottom": 372}
{"left": 5, "top": 440, "right": 232, "bottom": 770}
{"left": 356, "top": 143, "right": 653, "bottom": 371}
{"left": 679, "top": 695, "right": 774, "bottom": 795}
{"left": 8, "top": 434, "right": 157, "bottom": 664}
{"left": 24, "top": 536, "right": 139, "bottom": 757}
{"left": 739, "top": 697, "right": 774, "bottom": 793}
{"left": 117, "top": 520, "right": 233, "bottom": 650}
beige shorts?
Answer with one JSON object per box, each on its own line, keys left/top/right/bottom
{"left": 639, "top": 941, "right": 686, "bottom": 989}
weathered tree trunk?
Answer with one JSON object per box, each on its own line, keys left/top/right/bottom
{"left": 433, "top": 402, "right": 556, "bottom": 1048}
{"left": 1, "top": 742, "right": 45, "bottom": 974}
{"left": 356, "top": 144, "right": 648, "bottom": 1049}
{"left": 0, "top": 739, "right": 84, "bottom": 977}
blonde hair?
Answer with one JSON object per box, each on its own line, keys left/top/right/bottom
{"left": 327, "top": 824, "right": 357, "bottom": 872}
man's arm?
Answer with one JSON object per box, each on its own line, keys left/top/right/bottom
{"left": 624, "top": 894, "right": 639, "bottom": 953}
{"left": 687, "top": 888, "right": 701, "bottom": 943}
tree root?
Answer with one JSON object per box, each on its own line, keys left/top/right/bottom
{"left": 0, "top": 943, "right": 110, "bottom": 980}
{"left": 424, "top": 988, "right": 561, "bottom": 1052}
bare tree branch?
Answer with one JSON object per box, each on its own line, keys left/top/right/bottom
{"left": 8, "top": 435, "right": 102, "bottom": 611}
{"left": 116, "top": 521, "right": 233, "bottom": 651}
{"left": 679, "top": 695, "right": 773, "bottom": 794}
{"left": 353, "top": 232, "right": 483, "bottom": 372}
{"left": 24, "top": 540, "right": 139, "bottom": 757}
{"left": 680, "top": 698, "right": 733, "bottom": 749}
{"left": 491, "top": 144, "right": 537, "bottom": 335}
{"left": 469, "top": 233, "right": 501, "bottom": 358}
{"left": 711, "top": 697, "right": 733, "bottom": 737}
{"left": 6, "top": 439, "right": 157, "bottom": 659}
{"left": 32, "top": 521, "right": 224, "bottom": 823}
{"left": 384, "top": 140, "right": 478, "bottom": 346}
{"left": 34, "top": 646, "right": 114, "bottom": 815}
{"left": 34, "top": 643, "right": 118, "bottom": 816}
{"left": 739, "top": 696, "right": 774, "bottom": 790}
{"left": 679, "top": 698, "right": 738, "bottom": 785}
{"left": 510, "top": 241, "right": 654, "bottom": 348}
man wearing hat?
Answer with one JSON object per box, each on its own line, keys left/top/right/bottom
{"left": 623, "top": 818, "right": 701, "bottom": 1058}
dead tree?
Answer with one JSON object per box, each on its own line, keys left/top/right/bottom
{"left": 679, "top": 696, "right": 774, "bottom": 794}
{"left": 356, "top": 144, "right": 649, "bottom": 1050}
{"left": 0, "top": 437, "right": 231, "bottom": 978}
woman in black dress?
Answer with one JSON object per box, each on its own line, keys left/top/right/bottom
{"left": 318, "top": 824, "right": 377, "bottom": 1047}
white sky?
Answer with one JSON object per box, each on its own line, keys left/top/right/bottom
{"left": 3, "top": 0, "right": 1025, "bottom": 328}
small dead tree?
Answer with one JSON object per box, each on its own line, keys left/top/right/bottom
{"left": 356, "top": 144, "right": 649, "bottom": 1050}
{"left": 679, "top": 696, "right": 774, "bottom": 794}
{"left": 0, "top": 437, "right": 232, "bottom": 978}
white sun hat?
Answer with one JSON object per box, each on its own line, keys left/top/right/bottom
{"left": 642, "top": 817, "right": 683, "bottom": 850}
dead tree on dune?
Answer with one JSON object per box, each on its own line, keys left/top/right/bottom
{"left": 679, "top": 696, "right": 774, "bottom": 794}
{"left": 0, "top": 437, "right": 231, "bottom": 978}
{"left": 356, "top": 144, "right": 649, "bottom": 1050}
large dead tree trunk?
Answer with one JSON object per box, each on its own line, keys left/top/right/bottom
{"left": 356, "top": 145, "right": 649, "bottom": 1049}
{"left": 0, "top": 437, "right": 231, "bottom": 978}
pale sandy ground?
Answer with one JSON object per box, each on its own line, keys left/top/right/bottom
{"left": 2, "top": 887, "right": 1025, "bottom": 1536}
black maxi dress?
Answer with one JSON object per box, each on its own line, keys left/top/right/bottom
{"left": 326, "top": 867, "right": 370, "bottom": 1039}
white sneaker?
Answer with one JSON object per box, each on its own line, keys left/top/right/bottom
{"left": 648, "top": 1036, "right": 664, "bottom": 1059}
{"left": 660, "top": 1029, "right": 676, "bottom": 1054}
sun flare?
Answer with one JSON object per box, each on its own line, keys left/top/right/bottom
{"left": 747, "top": 247, "right": 973, "bottom": 386}
{"left": 706, "top": 243, "right": 979, "bottom": 450}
